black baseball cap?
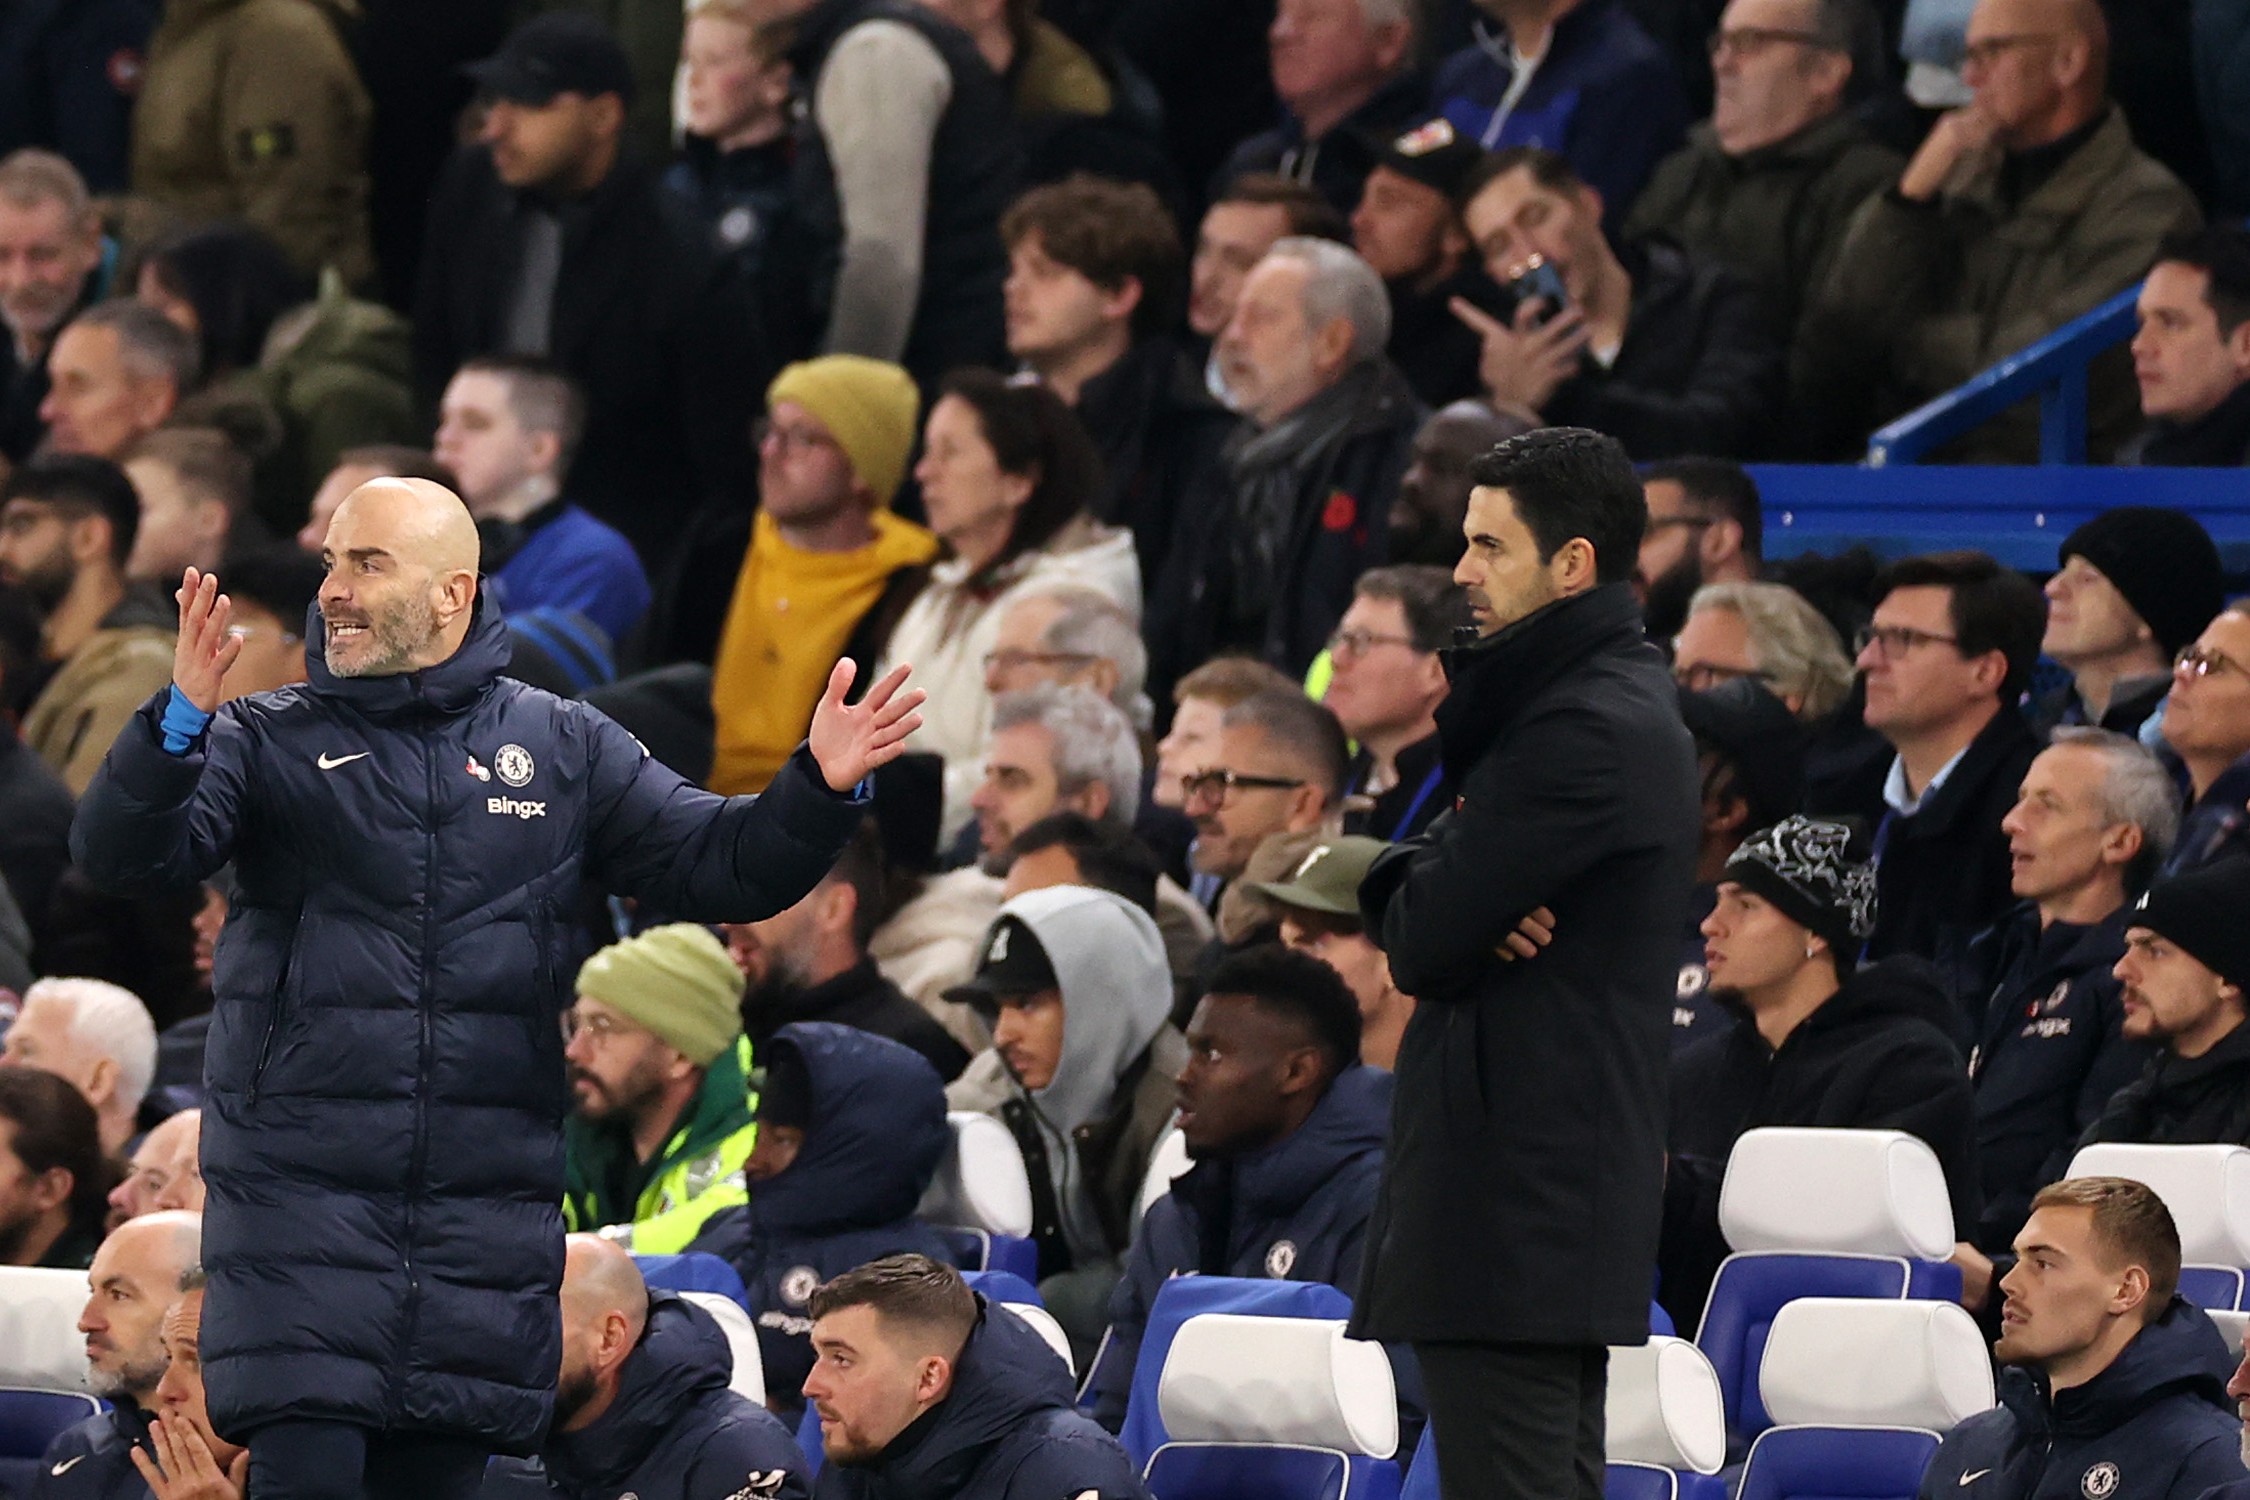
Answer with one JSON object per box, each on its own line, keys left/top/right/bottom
{"left": 1369, "top": 117, "right": 1489, "bottom": 202}
{"left": 944, "top": 917, "right": 1060, "bottom": 1017}
{"left": 466, "top": 13, "right": 636, "bottom": 106}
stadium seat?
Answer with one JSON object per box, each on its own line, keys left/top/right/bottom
{"left": 919, "top": 1112, "right": 1040, "bottom": 1282}
{"left": 0, "top": 1387, "right": 102, "bottom": 1499}
{"left": 1737, "top": 1298, "right": 1994, "bottom": 1500}
{"left": 0, "top": 1267, "right": 96, "bottom": 1394}
{"left": 1698, "top": 1129, "right": 1963, "bottom": 1445}
{"left": 2065, "top": 1144, "right": 2250, "bottom": 1311}
{"left": 678, "top": 1291, "right": 766, "bottom": 1406}
{"left": 634, "top": 1251, "right": 752, "bottom": 1312}
{"left": 1605, "top": 1337, "right": 1728, "bottom": 1500}
{"left": 2208, "top": 1309, "right": 2248, "bottom": 1362}
{"left": 1136, "top": 1124, "right": 1193, "bottom": 1227}
{"left": 1121, "top": 1276, "right": 1356, "bottom": 1469}
{"left": 961, "top": 1268, "right": 1042, "bottom": 1305}
{"left": 1399, "top": 1422, "right": 1437, "bottom": 1500}
{"left": 1144, "top": 1313, "right": 1399, "bottom": 1500}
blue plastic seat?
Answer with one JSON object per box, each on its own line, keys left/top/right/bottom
{"left": 1145, "top": 1443, "right": 1400, "bottom": 1500}
{"left": 1697, "top": 1252, "right": 1959, "bottom": 1444}
{"left": 0, "top": 1388, "right": 103, "bottom": 1500}
{"left": 633, "top": 1251, "right": 751, "bottom": 1312}
{"left": 1735, "top": 1425, "right": 1941, "bottom": 1500}
{"left": 2179, "top": 1265, "right": 2246, "bottom": 1312}
{"left": 1121, "top": 1277, "right": 1355, "bottom": 1470}
{"left": 961, "top": 1268, "right": 1042, "bottom": 1306}
{"left": 928, "top": 1223, "right": 1041, "bottom": 1282}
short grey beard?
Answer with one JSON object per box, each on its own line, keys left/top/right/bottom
{"left": 90, "top": 1351, "right": 168, "bottom": 1404}
{"left": 329, "top": 594, "right": 441, "bottom": 678}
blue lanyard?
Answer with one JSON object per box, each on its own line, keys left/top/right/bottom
{"left": 1390, "top": 765, "right": 1446, "bottom": 841}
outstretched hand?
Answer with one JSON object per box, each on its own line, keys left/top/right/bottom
{"left": 808, "top": 660, "right": 926, "bottom": 793}
{"left": 174, "top": 568, "right": 242, "bottom": 714}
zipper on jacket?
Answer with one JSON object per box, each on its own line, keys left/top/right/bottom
{"left": 246, "top": 926, "right": 300, "bottom": 1105}
{"left": 392, "top": 733, "right": 441, "bottom": 1422}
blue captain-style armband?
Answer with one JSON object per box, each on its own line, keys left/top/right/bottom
{"left": 160, "top": 686, "right": 214, "bottom": 756}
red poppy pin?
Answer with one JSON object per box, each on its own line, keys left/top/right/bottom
{"left": 1321, "top": 491, "right": 1358, "bottom": 532}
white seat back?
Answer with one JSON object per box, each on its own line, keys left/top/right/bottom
{"left": 1720, "top": 1128, "right": 1956, "bottom": 1259}
{"left": 2065, "top": 1144, "right": 2250, "bottom": 1265}
{"left": 1759, "top": 1299, "right": 1994, "bottom": 1429}
{"left": 916, "top": 1112, "right": 1034, "bottom": 1237}
{"left": 1157, "top": 1314, "right": 1397, "bottom": 1459}
{"left": 1606, "top": 1337, "right": 1726, "bottom": 1474}
{"left": 680, "top": 1292, "right": 766, "bottom": 1406}
{"left": 999, "top": 1302, "right": 1075, "bottom": 1376}
{"left": 0, "top": 1266, "right": 92, "bottom": 1393}
{"left": 1136, "top": 1125, "right": 1193, "bottom": 1227}
{"left": 2206, "top": 1309, "right": 2249, "bottom": 1361}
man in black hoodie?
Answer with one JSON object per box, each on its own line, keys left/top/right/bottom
{"left": 532, "top": 1235, "right": 811, "bottom": 1500}
{"left": 802, "top": 1254, "right": 1149, "bottom": 1499}
{"left": 1662, "top": 815, "right": 1981, "bottom": 1332}
{"left": 1918, "top": 1177, "right": 2246, "bottom": 1500}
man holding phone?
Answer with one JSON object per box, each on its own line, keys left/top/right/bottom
{"left": 1451, "top": 146, "right": 1784, "bottom": 460}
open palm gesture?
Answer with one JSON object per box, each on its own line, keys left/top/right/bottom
{"left": 174, "top": 568, "right": 243, "bottom": 714}
{"left": 808, "top": 660, "right": 926, "bottom": 792}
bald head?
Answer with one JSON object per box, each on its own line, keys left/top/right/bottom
{"left": 110, "top": 1208, "right": 201, "bottom": 1268}
{"left": 1965, "top": 0, "right": 2109, "bottom": 144}
{"left": 316, "top": 478, "right": 482, "bottom": 678}
{"left": 561, "top": 1233, "right": 650, "bottom": 1341}
{"left": 556, "top": 1234, "right": 652, "bottom": 1433}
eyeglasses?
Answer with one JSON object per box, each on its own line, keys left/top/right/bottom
{"left": 560, "top": 1008, "right": 639, "bottom": 1046}
{"left": 982, "top": 649, "right": 1096, "bottom": 674}
{"left": 1959, "top": 32, "right": 2055, "bottom": 69}
{"left": 752, "top": 417, "right": 840, "bottom": 455}
{"left": 1675, "top": 661, "right": 1774, "bottom": 692}
{"left": 1180, "top": 768, "right": 1306, "bottom": 810}
{"left": 227, "top": 625, "right": 303, "bottom": 646}
{"left": 1853, "top": 623, "right": 1960, "bottom": 660}
{"left": 1326, "top": 628, "right": 1422, "bottom": 659}
{"left": 2175, "top": 644, "right": 2250, "bottom": 682}
{"left": 1707, "top": 25, "right": 1835, "bottom": 58}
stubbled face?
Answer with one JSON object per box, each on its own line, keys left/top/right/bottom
{"left": 1461, "top": 166, "right": 1603, "bottom": 305}
{"left": 758, "top": 400, "right": 862, "bottom": 525}
{"left": 480, "top": 92, "right": 611, "bottom": 192}
{"left": 991, "top": 989, "right": 1066, "bottom": 1091}
{"left": 1186, "top": 723, "right": 1313, "bottom": 880}
{"left": 1958, "top": 0, "right": 2070, "bottom": 149}
{"left": 1154, "top": 696, "right": 1225, "bottom": 810}
{"left": 1190, "top": 201, "right": 1292, "bottom": 339}
{"left": 1999, "top": 743, "right": 2125, "bottom": 904}
{"left": 1216, "top": 257, "right": 1331, "bottom": 427}
{"left": 562, "top": 998, "right": 679, "bottom": 1124}
{"left": 969, "top": 722, "right": 1072, "bottom": 863}
{"left": 1393, "top": 408, "right": 1498, "bottom": 561}
{"left": 1994, "top": 1205, "right": 2130, "bottom": 1368}
{"left": 2132, "top": 261, "right": 2250, "bottom": 425}
{"left": 316, "top": 501, "right": 444, "bottom": 678}
{"left": 0, "top": 496, "right": 78, "bottom": 610}
{"left": 803, "top": 1305, "right": 937, "bottom": 1463}
{"left": 0, "top": 196, "right": 99, "bottom": 347}
{"left": 2114, "top": 927, "right": 2239, "bottom": 1050}
{"left": 1454, "top": 485, "right": 1558, "bottom": 637}
{"left": 79, "top": 1225, "right": 186, "bottom": 1400}
{"left": 1350, "top": 167, "right": 1459, "bottom": 285}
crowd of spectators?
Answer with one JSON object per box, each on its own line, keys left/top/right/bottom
{"left": 0, "top": 0, "right": 2247, "bottom": 1494}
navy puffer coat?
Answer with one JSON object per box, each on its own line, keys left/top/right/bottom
{"left": 69, "top": 600, "right": 863, "bottom": 1451}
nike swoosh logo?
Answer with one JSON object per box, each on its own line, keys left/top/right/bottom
{"left": 52, "top": 1455, "right": 85, "bottom": 1476}
{"left": 317, "top": 752, "right": 370, "bottom": 770}
{"left": 1960, "top": 1470, "right": 1990, "bottom": 1486}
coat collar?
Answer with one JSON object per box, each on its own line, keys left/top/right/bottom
{"left": 1433, "top": 583, "right": 1649, "bottom": 768}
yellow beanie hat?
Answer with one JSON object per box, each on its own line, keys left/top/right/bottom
{"left": 766, "top": 355, "right": 920, "bottom": 508}
{"left": 574, "top": 923, "right": 746, "bottom": 1067}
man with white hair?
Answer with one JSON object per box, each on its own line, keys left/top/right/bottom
{"left": 0, "top": 150, "right": 110, "bottom": 465}
{"left": 983, "top": 586, "right": 1148, "bottom": 725}
{"left": 1156, "top": 237, "right": 1424, "bottom": 685}
{"left": 1214, "top": 0, "right": 1428, "bottom": 218}
{"left": 0, "top": 976, "right": 157, "bottom": 1154}
{"left": 969, "top": 685, "right": 1142, "bottom": 876}
{"left": 42, "top": 1209, "right": 202, "bottom": 1500}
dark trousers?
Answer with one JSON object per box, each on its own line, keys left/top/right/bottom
{"left": 246, "top": 1419, "right": 489, "bottom": 1500}
{"left": 1414, "top": 1342, "right": 1608, "bottom": 1500}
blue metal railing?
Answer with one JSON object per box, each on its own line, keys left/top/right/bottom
{"left": 1865, "top": 286, "right": 2140, "bottom": 466}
